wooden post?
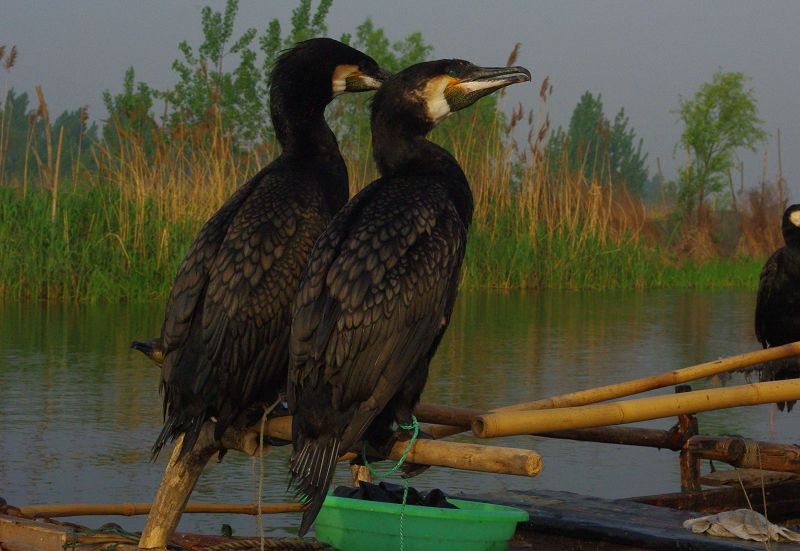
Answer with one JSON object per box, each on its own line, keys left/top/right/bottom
{"left": 675, "top": 385, "right": 700, "bottom": 492}
{"left": 138, "top": 427, "right": 219, "bottom": 550}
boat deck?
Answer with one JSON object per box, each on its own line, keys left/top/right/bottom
{"left": 481, "top": 488, "right": 800, "bottom": 550}
{"left": 3, "top": 485, "right": 800, "bottom": 550}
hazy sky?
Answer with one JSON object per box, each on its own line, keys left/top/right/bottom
{"left": 2, "top": 1, "right": 799, "bottom": 195}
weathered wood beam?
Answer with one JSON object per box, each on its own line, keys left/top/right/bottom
{"left": 630, "top": 479, "right": 800, "bottom": 519}
{"left": 138, "top": 429, "right": 219, "bottom": 549}
{"left": 687, "top": 435, "right": 800, "bottom": 473}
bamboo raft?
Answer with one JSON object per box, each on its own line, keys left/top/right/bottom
{"left": 4, "top": 343, "right": 800, "bottom": 550}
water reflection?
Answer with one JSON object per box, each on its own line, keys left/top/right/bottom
{"left": 1, "top": 291, "right": 797, "bottom": 537}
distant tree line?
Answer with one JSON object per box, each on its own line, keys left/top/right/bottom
{"left": 1, "top": 0, "right": 766, "bottom": 216}
{"left": 0, "top": 0, "right": 451, "bottom": 185}
{"left": 545, "top": 91, "right": 651, "bottom": 196}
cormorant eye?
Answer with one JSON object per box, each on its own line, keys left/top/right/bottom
{"left": 447, "top": 69, "right": 458, "bottom": 78}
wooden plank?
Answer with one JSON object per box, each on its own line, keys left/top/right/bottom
{"left": 631, "top": 479, "right": 800, "bottom": 519}
{"left": 0, "top": 515, "right": 67, "bottom": 551}
{"left": 700, "top": 468, "right": 800, "bottom": 487}
{"left": 473, "top": 489, "right": 800, "bottom": 550}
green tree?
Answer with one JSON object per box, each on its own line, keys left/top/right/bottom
{"left": 566, "top": 91, "right": 606, "bottom": 177}
{"left": 148, "top": 0, "right": 432, "bottom": 148}
{"left": 1, "top": 89, "right": 98, "bottom": 185}
{"left": 608, "top": 107, "right": 648, "bottom": 195}
{"left": 102, "top": 67, "right": 157, "bottom": 153}
{"left": 345, "top": 18, "right": 431, "bottom": 73}
{"left": 331, "top": 18, "right": 434, "bottom": 153}
{"left": 547, "top": 91, "right": 649, "bottom": 194}
{"left": 0, "top": 90, "right": 32, "bottom": 181}
{"left": 158, "top": 0, "right": 262, "bottom": 144}
{"left": 675, "top": 69, "right": 766, "bottom": 221}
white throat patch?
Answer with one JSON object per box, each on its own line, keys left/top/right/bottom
{"left": 332, "top": 64, "right": 359, "bottom": 97}
{"left": 790, "top": 210, "right": 800, "bottom": 227}
{"left": 419, "top": 75, "right": 453, "bottom": 123}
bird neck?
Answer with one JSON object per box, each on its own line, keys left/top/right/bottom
{"left": 270, "top": 89, "right": 342, "bottom": 161}
{"left": 372, "top": 126, "right": 474, "bottom": 228}
{"left": 786, "top": 235, "right": 800, "bottom": 250}
{"left": 270, "top": 89, "right": 348, "bottom": 212}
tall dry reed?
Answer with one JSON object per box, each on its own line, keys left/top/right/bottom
{"left": 0, "top": 81, "right": 764, "bottom": 301}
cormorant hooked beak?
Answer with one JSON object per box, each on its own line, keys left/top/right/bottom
{"left": 444, "top": 65, "right": 531, "bottom": 111}
{"left": 333, "top": 65, "right": 392, "bottom": 96}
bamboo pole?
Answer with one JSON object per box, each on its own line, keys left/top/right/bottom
{"left": 419, "top": 342, "right": 800, "bottom": 438}
{"left": 139, "top": 415, "right": 541, "bottom": 549}
{"left": 261, "top": 415, "right": 541, "bottom": 476}
{"left": 416, "top": 403, "right": 693, "bottom": 450}
{"left": 18, "top": 502, "right": 304, "bottom": 518}
{"left": 473, "top": 379, "right": 800, "bottom": 438}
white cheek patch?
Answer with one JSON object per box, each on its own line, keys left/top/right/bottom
{"left": 790, "top": 211, "right": 800, "bottom": 227}
{"left": 420, "top": 75, "right": 453, "bottom": 122}
{"left": 332, "top": 64, "right": 358, "bottom": 96}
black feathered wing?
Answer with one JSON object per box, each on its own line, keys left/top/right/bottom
{"left": 755, "top": 248, "right": 781, "bottom": 348}
{"left": 288, "top": 178, "right": 467, "bottom": 534}
{"left": 202, "top": 176, "right": 329, "bottom": 437}
{"left": 753, "top": 246, "right": 800, "bottom": 411}
{"left": 156, "top": 175, "right": 262, "bottom": 456}
{"left": 160, "top": 175, "right": 260, "bottom": 378}
{"left": 156, "top": 169, "right": 330, "bottom": 457}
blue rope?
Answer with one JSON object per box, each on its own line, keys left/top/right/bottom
{"left": 361, "top": 416, "right": 420, "bottom": 551}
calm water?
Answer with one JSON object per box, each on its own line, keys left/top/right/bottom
{"left": 2, "top": 290, "right": 799, "bottom": 538}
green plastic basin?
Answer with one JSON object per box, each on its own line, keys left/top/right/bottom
{"left": 314, "top": 495, "right": 528, "bottom": 551}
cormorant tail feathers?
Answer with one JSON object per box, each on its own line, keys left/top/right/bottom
{"left": 151, "top": 413, "right": 205, "bottom": 462}
{"left": 289, "top": 434, "right": 341, "bottom": 536}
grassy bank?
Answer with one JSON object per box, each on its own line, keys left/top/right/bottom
{"left": 0, "top": 122, "right": 765, "bottom": 301}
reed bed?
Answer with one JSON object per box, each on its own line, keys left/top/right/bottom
{"left": 0, "top": 93, "right": 764, "bottom": 302}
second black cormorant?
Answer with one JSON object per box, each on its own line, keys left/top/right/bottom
{"left": 136, "top": 38, "right": 389, "bottom": 459}
{"left": 287, "top": 59, "right": 531, "bottom": 534}
{"left": 754, "top": 203, "right": 800, "bottom": 411}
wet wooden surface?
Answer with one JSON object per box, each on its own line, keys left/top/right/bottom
{"left": 5, "top": 484, "right": 800, "bottom": 551}
{"left": 632, "top": 478, "right": 800, "bottom": 518}
{"left": 473, "top": 489, "right": 800, "bottom": 550}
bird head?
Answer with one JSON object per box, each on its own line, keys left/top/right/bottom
{"left": 271, "top": 38, "right": 390, "bottom": 108}
{"left": 782, "top": 204, "right": 800, "bottom": 246}
{"left": 372, "top": 59, "right": 531, "bottom": 135}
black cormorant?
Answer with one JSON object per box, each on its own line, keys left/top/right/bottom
{"left": 137, "top": 38, "right": 389, "bottom": 459}
{"left": 287, "top": 59, "right": 531, "bottom": 534}
{"left": 754, "top": 203, "right": 800, "bottom": 411}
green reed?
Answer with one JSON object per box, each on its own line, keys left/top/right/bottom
{"left": 0, "top": 94, "right": 766, "bottom": 302}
